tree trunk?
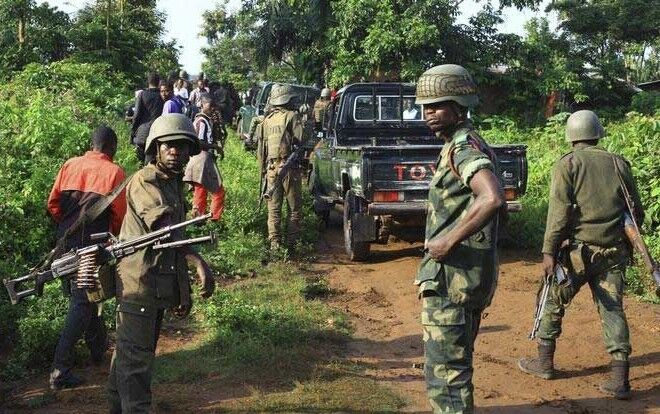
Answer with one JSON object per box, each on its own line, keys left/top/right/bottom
{"left": 17, "top": 16, "right": 26, "bottom": 49}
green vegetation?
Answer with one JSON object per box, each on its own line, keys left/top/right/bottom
{"left": 482, "top": 112, "right": 660, "bottom": 300}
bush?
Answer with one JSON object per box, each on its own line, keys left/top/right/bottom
{"left": 630, "top": 91, "right": 660, "bottom": 115}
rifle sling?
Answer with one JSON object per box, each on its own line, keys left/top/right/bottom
{"left": 33, "top": 173, "right": 133, "bottom": 273}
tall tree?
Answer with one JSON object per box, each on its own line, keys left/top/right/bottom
{"left": 69, "top": 0, "right": 179, "bottom": 85}
{"left": 0, "top": 1, "right": 71, "bottom": 78}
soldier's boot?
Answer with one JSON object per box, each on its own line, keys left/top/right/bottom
{"left": 518, "top": 340, "right": 555, "bottom": 380}
{"left": 599, "top": 360, "right": 631, "bottom": 400}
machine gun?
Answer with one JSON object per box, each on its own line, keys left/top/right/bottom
{"left": 4, "top": 213, "right": 215, "bottom": 305}
{"left": 262, "top": 147, "right": 305, "bottom": 201}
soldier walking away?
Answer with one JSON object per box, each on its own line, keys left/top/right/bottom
{"left": 257, "top": 84, "right": 304, "bottom": 250}
{"left": 47, "top": 126, "right": 127, "bottom": 390}
{"left": 184, "top": 94, "right": 226, "bottom": 221}
{"left": 518, "top": 110, "right": 644, "bottom": 400}
{"left": 107, "top": 114, "right": 215, "bottom": 414}
{"left": 313, "top": 87, "right": 331, "bottom": 132}
{"left": 131, "top": 72, "right": 164, "bottom": 162}
{"left": 415, "top": 64, "right": 504, "bottom": 414}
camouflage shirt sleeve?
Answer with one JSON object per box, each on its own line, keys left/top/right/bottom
{"left": 451, "top": 142, "right": 494, "bottom": 187}
{"left": 542, "top": 157, "right": 573, "bottom": 255}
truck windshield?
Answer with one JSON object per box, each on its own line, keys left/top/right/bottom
{"left": 354, "top": 95, "right": 422, "bottom": 121}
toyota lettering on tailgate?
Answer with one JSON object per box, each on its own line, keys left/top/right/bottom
{"left": 393, "top": 164, "right": 436, "bottom": 181}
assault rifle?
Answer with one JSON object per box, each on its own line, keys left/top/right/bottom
{"left": 529, "top": 250, "right": 569, "bottom": 340}
{"left": 262, "top": 146, "right": 305, "bottom": 201}
{"left": 4, "top": 213, "right": 215, "bottom": 305}
{"left": 613, "top": 158, "right": 660, "bottom": 297}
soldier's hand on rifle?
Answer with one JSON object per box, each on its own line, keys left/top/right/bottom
{"left": 542, "top": 253, "right": 555, "bottom": 277}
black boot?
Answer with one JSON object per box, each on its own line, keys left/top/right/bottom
{"left": 600, "top": 360, "right": 631, "bottom": 400}
{"left": 518, "top": 341, "right": 556, "bottom": 380}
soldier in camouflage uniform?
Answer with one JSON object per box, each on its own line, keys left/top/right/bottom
{"left": 107, "top": 114, "right": 215, "bottom": 413}
{"left": 256, "top": 84, "right": 304, "bottom": 249}
{"left": 415, "top": 64, "right": 504, "bottom": 414}
{"left": 312, "top": 88, "right": 331, "bottom": 132}
{"left": 518, "top": 110, "right": 644, "bottom": 400}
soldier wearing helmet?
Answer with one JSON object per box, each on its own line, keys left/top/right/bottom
{"left": 518, "top": 110, "right": 644, "bottom": 400}
{"left": 415, "top": 64, "right": 504, "bottom": 414}
{"left": 313, "top": 87, "right": 332, "bottom": 132}
{"left": 107, "top": 114, "right": 215, "bottom": 413}
{"left": 256, "top": 84, "right": 304, "bottom": 250}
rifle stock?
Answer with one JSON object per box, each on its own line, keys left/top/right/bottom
{"left": 623, "top": 213, "right": 660, "bottom": 297}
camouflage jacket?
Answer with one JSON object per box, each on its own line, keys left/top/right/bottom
{"left": 115, "top": 163, "right": 189, "bottom": 311}
{"left": 542, "top": 144, "right": 644, "bottom": 256}
{"left": 313, "top": 99, "right": 330, "bottom": 127}
{"left": 416, "top": 122, "right": 499, "bottom": 310}
{"left": 257, "top": 107, "right": 304, "bottom": 170}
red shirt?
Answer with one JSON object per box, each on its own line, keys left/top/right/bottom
{"left": 48, "top": 151, "right": 126, "bottom": 236}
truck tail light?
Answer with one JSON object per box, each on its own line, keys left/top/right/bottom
{"left": 373, "top": 191, "right": 404, "bottom": 202}
{"left": 504, "top": 187, "right": 517, "bottom": 201}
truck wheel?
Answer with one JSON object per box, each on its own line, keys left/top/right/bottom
{"left": 343, "top": 191, "right": 370, "bottom": 261}
{"left": 310, "top": 169, "right": 331, "bottom": 223}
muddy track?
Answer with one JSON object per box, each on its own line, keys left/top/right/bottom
{"left": 315, "top": 215, "right": 660, "bottom": 413}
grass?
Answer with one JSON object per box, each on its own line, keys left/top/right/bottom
{"left": 152, "top": 262, "right": 407, "bottom": 412}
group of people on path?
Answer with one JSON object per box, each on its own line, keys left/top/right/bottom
{"left": 43, "top": 63, "right": 647, "bottom": 414}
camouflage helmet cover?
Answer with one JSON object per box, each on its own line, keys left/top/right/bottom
{"left": 269, "top": 83, "right": 297, "bottom": 106}
{"left": 321, "top": 87, "right": 331, "bottom": 98}
{"left": 145, "top": 113, "right": 200, "bottom": 156}
{"left": 565, "top": 110, "right": 606, "bottom": 142}
{"left": 415, "top": 64, "right": 479, "bottom": 108}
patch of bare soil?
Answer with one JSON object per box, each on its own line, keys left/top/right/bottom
{"left": 315, "top": 217, "right": 660, "bottom": 413}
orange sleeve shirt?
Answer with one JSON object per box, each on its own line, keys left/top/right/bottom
{"left": 47, "top": 151, "right": 127, "bottom": 235}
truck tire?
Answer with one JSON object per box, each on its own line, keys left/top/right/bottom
{"left": 343, "top": 191, "right": 370, "bottom": 261}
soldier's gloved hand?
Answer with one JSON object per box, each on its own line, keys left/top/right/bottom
{"left": 196, "top": 260, "right": 215, "bottom": 299}
{"left": 542, "top": 253, "right": 555, "bottom": 277}
{"left": 426, "top": 237, "right": 454, "bottom": 262}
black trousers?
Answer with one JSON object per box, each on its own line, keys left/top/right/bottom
{"left": 51, "top": 286, "right": 107, "bottom": 380}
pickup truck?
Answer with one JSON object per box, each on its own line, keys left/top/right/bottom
{"left": 309, "top": 83, "right": 528, "bottom": 261}
{"left": 237, "top": 81, "right": 320, "bottom": 155}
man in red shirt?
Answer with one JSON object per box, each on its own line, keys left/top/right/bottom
{"left": 47, "top": 126, "right": 127, "bottom": 390}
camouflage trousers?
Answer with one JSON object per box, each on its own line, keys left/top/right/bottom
{"left": 422, "top": 295, "right": 482, "bottom": 414}
{"left": 266, "top": 165, "right": 302, "bottom": 248}
{"left": 107, "top": 304, "right": 164, "bottom": 414}
{"left": 537, "top": 248, "right": 631, "bottom": 357}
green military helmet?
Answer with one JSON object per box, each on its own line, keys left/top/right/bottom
{"left": 145, "top": 113, "right": 200, "bottom": 156}
{"left": 415, "top": 64, "right": 479, "bottom": 108}
{"left": 565, "top": 110, "right": 606, "bottom": 142}
{"left": 321, "top": 88, "right": 331, "bottom": 98}
{"left": 269, "top": 83, "right": 297, "bottom": 106}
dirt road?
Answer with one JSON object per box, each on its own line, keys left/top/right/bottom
{"left": 315, "top": 220, "right": 660, "bottom": 413}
